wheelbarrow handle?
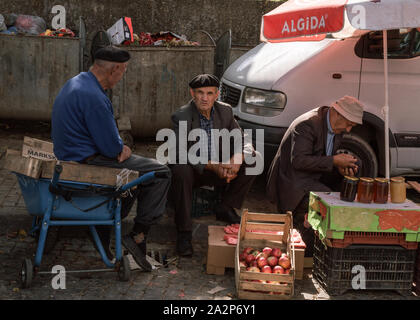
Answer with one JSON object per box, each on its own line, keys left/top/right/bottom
{"left": 120, "top": 170, "right": 169, "bottom": 191}
{"left": 51, "top": 164, "right": 63, "bottom": 187}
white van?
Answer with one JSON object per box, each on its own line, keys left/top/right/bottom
{"left": 220, "top": 28, "right": 420, "bottom": 177}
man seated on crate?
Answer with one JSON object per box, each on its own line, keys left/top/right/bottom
{"left": 51, "top": 46, "right": 171, "bottom": 272}
{"left": 168, "top": 74, "right": 262, "bottom": 257}
{"left": 266, "top": 96, "right": 364, "bottom": 257}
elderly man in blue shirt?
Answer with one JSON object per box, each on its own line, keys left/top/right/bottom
{"left": 52, "top": 46, "right": 171, "bottom": 272}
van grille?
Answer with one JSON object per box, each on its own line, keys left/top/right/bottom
{"left": 220, "top": 83, "right": 241, "bottom": 107}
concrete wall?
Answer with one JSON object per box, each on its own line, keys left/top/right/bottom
{"left": 0, "top": 0, "right": 284, "bottom": 46}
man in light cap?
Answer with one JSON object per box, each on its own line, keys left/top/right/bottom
{"left": 52, "top": 46, "right": 171, "bottom": 272}
{"left": 169, "top": 74, "right": 260, "bottom": 256}
{"left": 266, "top": 95, "right": 364, "bottom": 256}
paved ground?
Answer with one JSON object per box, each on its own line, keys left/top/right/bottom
{"left": 0, "top": 120, "right": 419, "bottom": 301}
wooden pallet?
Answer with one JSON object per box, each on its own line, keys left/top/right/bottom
{"left": 235, "top": 210, "right": 295, "bottom": 300}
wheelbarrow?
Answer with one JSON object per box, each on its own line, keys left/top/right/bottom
{"left": 14, "top": 163, "right": 166, "bottom": 288}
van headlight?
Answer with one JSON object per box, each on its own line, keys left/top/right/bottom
{"left": 243, "top": 88, "right": 287, "bottom": 109}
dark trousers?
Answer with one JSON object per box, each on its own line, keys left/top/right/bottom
{"left": 293, "top": 161, "right": 362, "bottom": 256}
{"left": 169, "top": 163, "right": 256, "bottom": 233}
{"left": 86, "top": 154, "right": 171, "bottom": 230}
{"left": 293, "top": 170, "right": 343, "bottom": 257}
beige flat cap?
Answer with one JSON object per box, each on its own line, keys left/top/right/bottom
{"left": 331, "top": 95, "right": 364, "bottom": 125}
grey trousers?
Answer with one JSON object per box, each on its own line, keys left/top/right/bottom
{"left": 86, "top": 154, "right": 171, "bottom": 228}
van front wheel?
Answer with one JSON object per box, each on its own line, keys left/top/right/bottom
{"left": 336, "top": 134, "right": 378, "bottom": 178}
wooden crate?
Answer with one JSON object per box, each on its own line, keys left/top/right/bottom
{"left": 235, "top": 210, "right": 295, "bottom": 300}
{"left": 1, "top": 149, "right": 43, "bottom": 178}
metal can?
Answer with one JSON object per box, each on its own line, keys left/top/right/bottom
{"left": 340, "top": 176, "right": 359, "bottom": 202}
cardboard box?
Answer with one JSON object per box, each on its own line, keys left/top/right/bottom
{"left": 294, "top": 248, "right": 305, "bottom": 280}
{"left": 22, "top": 136, "right": 57, "bottom": 161}
{"left": 107, "top": 17, "right": 134, "bottom": 45}
{"left": 2, "top": 149, "right": 43, "bottom": 178}
{"left": 206, "top": 226, "right": 236, "bottom": 275}
{"left": 304, "top": 257, "right": 314, "bottom": 269}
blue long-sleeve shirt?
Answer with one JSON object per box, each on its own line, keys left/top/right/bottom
{"left": 51, "top": 71, "right": 123, "bottom": 162}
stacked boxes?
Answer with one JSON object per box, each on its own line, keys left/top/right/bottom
{"left": 308, "top": 191, "right": 420, "bottom": 296}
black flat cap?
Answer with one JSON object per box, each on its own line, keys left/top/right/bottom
{"left": 94, "top": 46, "right": 130, "bottom": 63}
{"left": 189, "top": 74, "right": 220, "bottom": 89}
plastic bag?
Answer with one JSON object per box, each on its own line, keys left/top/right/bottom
{"left": 4, "top": 13, "right": 17, "bottom": 27}
{"left": 0, "top": 14, "right": 6, "bottom": 32}
{"left": 14, "top": 14, "right": 46, "bottom": 35}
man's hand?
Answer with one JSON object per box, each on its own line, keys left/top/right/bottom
{"left": 220, "top": 154, "right": 243, "bottom": 183}
{"left": 206, "top": 163, "right": 238, "bottom": 183}
{"left": 333, "top": 153, "right": 358, "bottom": 170}
{"left": 338, "top": 166, "right": 358, "bottom": 177}
{"left": 118, "top": 145, "right": 132, "bottom": 163}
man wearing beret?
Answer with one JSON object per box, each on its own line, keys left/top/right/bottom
{"left": 266, "top": 95, "right": 364, "bottom": 257}
{"left": 51, "top": 46, "right": 171, "bottom": 272}
{"left": 169, "top": 74, "right": 260, "bottom": 256}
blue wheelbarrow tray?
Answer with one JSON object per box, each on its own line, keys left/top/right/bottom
{"left": 13, "top": 166, "right": 161, "bottom": 288}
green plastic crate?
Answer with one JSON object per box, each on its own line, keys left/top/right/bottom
{"left": 308, "top": 191, "right": 420, "bottom": 243}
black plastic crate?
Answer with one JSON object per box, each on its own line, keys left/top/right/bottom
{"left": 313, "top": 236, "right": 416, "bottom": 296}
{"left": 191, "top": 186, "right": 223, "bottom": 218}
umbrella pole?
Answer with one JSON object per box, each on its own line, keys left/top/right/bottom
{"left": 383, "top": 30, "right": 390, "bottom": 180}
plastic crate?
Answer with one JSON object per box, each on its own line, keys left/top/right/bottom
{"left": 325, "top": 231, "right": 419, "bottom": 250}
{"left": 308, "top": 192, "right": 420, "bottom": 243}
{"left": 313, "top": 236, "right": 416, "bottom": 296}
{"left": 191, "top": 186, "right": 223, "bottom": 218}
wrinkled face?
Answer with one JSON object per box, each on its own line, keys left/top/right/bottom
{"left": 332, "top": 112, "right": 358, "bottom": 134}
{"left": 190, "top": 86, "right": 219, "bottom": 115}
{"left": 108, "top": 62, "right": 128, "bottom": 88}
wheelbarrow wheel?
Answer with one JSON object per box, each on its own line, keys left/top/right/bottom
{"left": 118, "top": 255, "right": 131, "bottom": 282}
{"left": 21, "top": 259, "right": 33, "bottom": 289}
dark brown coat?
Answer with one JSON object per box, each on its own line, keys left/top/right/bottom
{"left": 266, "top": 106, "right": 342, "bottom": 212}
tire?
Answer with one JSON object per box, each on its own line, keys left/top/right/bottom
{"left": 337, "top": 134, "right": 378, "bottom": 178}
{"left": 118, "top": 255, "right": 131, "bottom": 282}
{"left": 21, "top": 259, "right": 33, "bottom": 289}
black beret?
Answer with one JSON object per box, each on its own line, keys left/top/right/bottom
{"left": 189, "top": 74, "right": 220, "bottom": 89}
{"left": 94, "top": 46, "right": 130, "bottom": 63}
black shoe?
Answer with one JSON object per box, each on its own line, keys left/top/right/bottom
{"left": 215, "top": 204, "right": 241, "bottom": 224}
{"left": 122, "top": 232, "right": 152, "bottom": 272}
{"left": 176, "top": 231, "right": 193, "bottom": 257}
{"left": 90, "top": 226, "right": 114, "bottom": 261}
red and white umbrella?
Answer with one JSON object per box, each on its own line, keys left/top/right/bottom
{"left": 261, "top": 0, "right": 420, "bottom": 178}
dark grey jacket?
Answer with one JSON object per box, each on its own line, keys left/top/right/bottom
{"left": 266, "top": 106, "right": 343, "bottom": 212}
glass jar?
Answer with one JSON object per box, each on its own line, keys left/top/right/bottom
{"left": 357, "top": 177, "right": 374, "bottom": 203}
{"left": 390, "top": 177, "right": 406, "bottom": 203}
{"left": 340, "top": 176, "right": 359, "bottom": 202}
{"left": 373, "top": 178, "right": 389, "bottom": 204}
